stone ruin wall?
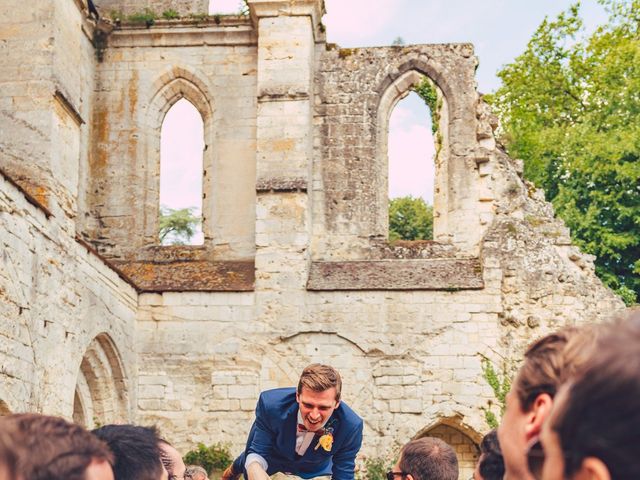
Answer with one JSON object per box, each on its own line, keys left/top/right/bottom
{"left": 0, "top": 1, "right": 625, "bottom": 478}
{"left": 0, "top": 0, "right": 137, "bottom": 424}
{"left": 95, "top": 0, "right": 210, "bottom": 17}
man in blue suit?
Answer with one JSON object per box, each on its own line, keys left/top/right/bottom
{"left": 222, "top": 364, "right": 363, "bottom": 480}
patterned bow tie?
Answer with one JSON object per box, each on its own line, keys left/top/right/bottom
{"left": 298, "top": 423, "right": 322, "bottom": 435}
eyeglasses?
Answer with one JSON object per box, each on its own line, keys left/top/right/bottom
{"left": 526, "top": 438, "right": 545, "bottom": 480}
{"left": 386, "top": 471, "right": 407, "bottom": 480}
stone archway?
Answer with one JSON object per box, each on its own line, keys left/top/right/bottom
{"left": 73, "top": 333, "right": 128, "bottom": 427}
{"left": 416, "top": 420, "right": 480, "bottom": 480}
{"left": 264, "top": 331, "right": 374, "bottom": 418}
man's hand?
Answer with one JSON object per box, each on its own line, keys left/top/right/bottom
{"left": 221, "top": 465, "right": 241, "bottom": 480}
{"left": 246, "top": 462, "right": 271, "bottom": 480}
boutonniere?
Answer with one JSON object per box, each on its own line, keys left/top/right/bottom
{"left": 315, "top": 419, "right": 337, "bottom": 452}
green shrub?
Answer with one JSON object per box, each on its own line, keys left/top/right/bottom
{"left": 162, "top": 9, "right": 179, "bottom": 20}
{"left": 356, "top": 455, "right": 397, "bottom": 480}
{"left": 127, "top": 9, "right": 156, "bottom": 26}
{"left": 183, "top": 443, "right": 233, "bottom": 475}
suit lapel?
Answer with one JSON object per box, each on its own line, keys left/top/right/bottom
{"left": 283, "top": 401, "right": 299, "bottom": 458}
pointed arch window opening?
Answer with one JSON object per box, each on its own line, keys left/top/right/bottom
{"left": 159, "top": 98, "right": 205, "bottom": 246}
{"left": 388, "top": 87, "right": 436, "bottom": 242}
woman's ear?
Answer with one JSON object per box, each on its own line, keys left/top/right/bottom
{"left": 524, "top": 393, "right": 553, "bottom": 441}
{"left": 575, "top": 457, "right": 611, "bottom": 480}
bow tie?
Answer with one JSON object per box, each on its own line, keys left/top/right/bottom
{"left": 298, "top": 424, "right": 323, "bottom": 435}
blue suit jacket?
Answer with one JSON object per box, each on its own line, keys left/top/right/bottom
{"left": 232, "top": 387, "right": 363, "bottom": 480}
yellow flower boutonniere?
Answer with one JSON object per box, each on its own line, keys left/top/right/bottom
{"left": 315, "top": 432, "right": 333, "bottom": 452}
{"left": 314, "top": 418, "right": 337, "bottom": 452}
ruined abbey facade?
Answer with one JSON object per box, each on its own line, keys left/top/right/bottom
{"left": 0, "top": 0, "right": 624, "bottom": 477}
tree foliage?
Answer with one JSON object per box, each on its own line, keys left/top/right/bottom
{"left": 487, "top": 0, "right": 640, "bottom": 304}
{"left": 158, "top": 206, "right": 201, "bottom": 245}
{"left": 389, "top": 196, "right": 433, "bottom": 241}
{"left": 412, "top": 76, "right": 441, "bottom": 135}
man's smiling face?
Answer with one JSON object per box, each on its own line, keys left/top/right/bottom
{"left": 296, "top": 386, "right": 340, "bottom": 432}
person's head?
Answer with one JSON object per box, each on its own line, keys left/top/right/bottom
{"left": 296, "top": 364, "right": 342, "bottom": 432}
{"left": 185, "top": 465, "right": 208, "bottom": 480}
{"left": 0, "top": 413, "right": 113, "bottom": 480}
{"left": 0, "top": 428, "right": 19, "bottom": 480}
{"left": 474, "top": 429, "right": 504, "bottom": 480}
{"left": 498, "top": 327, "right": 592, "bottom": 479}
{"left": 540, "top": 310, "right": 640, "bottom": 480}
{"left": 93, "top": 424, "right": 166, "bottom": 480}
{"left": 391, "top": 437, "right": 458, "bottom": 480}
{"left": 159, "top": 440, "right": 186, "bottom": 480}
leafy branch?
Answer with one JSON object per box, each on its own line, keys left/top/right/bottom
{"left": 480, "top": 356, "right": 512, "bottom": 429}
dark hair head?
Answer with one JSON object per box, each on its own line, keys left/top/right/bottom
{"left": 0, "top": 413, "right": 112, "bottom": 480}
{"left": 478, "top": 430, "right": 504, "bottom": 480}
{"left": 297, "top": 364, "right": 342, "bottom": 401}
{"left": 552, "top": 310, "right": 640, "bottom": 479}
{"left": 93, "top": 424, "right": 163, "bottom": 480}
{"left": 399, "top": 437, "right": 458, "bottom": 480}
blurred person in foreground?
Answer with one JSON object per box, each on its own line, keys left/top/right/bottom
{"left": 389, "top": 437, "right": 458, "bottom": 480}
{"left": 93, "top": 424, "right": 167, "bottom": 480}
{"left": 185, "top": 465, "right": 209, "bottom": 480}
{"left": 0, "top": 429, "right": 19, "bottom": 480}
{"left": 159, "top": 440, "right": 187, "bottom": 480}
{"left": 474, "top": 429, "right": 504, "bottom": 480}
{"left": 497, "top": 325, "right": 601, "bottom": 480}
{"left": 538, "top": 309, "right": 640, "bottom": 480}
{"left": 0, "top": 413, "right": 113, "bottom": 480}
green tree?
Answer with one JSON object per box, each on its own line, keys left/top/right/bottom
{"left": 158, "top": 206, "right": 201, "bottom": 245}
{"left": 487, "top": 0, "right": 640, "bottom": 304}
{"left": 389, "top": 196, "right": 433, "bottom": 241}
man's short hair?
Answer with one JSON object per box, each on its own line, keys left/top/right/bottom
{"left": 514, "top": 326, "right": 589, "bottom": 411}
{"left": 297, "top": 364, "right": 342, "bottom": 401}
{"left": 185, "top": 464, "right": 208, "bottom": 480}
{"left": 0, "top": 413, "right": 112, "bottom": 480}
{"left": 398, "top": 437, "right": 458, "bottom": 480}
{"left": 93, "top": 424, "right": 163, "bottom": 480}
{"left": 478, "top": 430, "right": 504, "bottom": 480}
{"left": 551, "top": 309, "right": 640, "bottom": 479}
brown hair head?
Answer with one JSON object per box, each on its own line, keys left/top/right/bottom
{"left": 399, "top": 437, "right": 458, "bottom": 480}
{"left": 0, "top": 428, "right": 19, "bottom": 480}
{"left": 297, "top": 364, "right": 342, "bottom": 401}
{"left": 0, "top": 413, "right": 113, "bottom": 480}
{"left": 551, "top": 310, "right": 640, "bottom": 478}
{"left": 514, "top": 326, "right": 597, "bottom": 412}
